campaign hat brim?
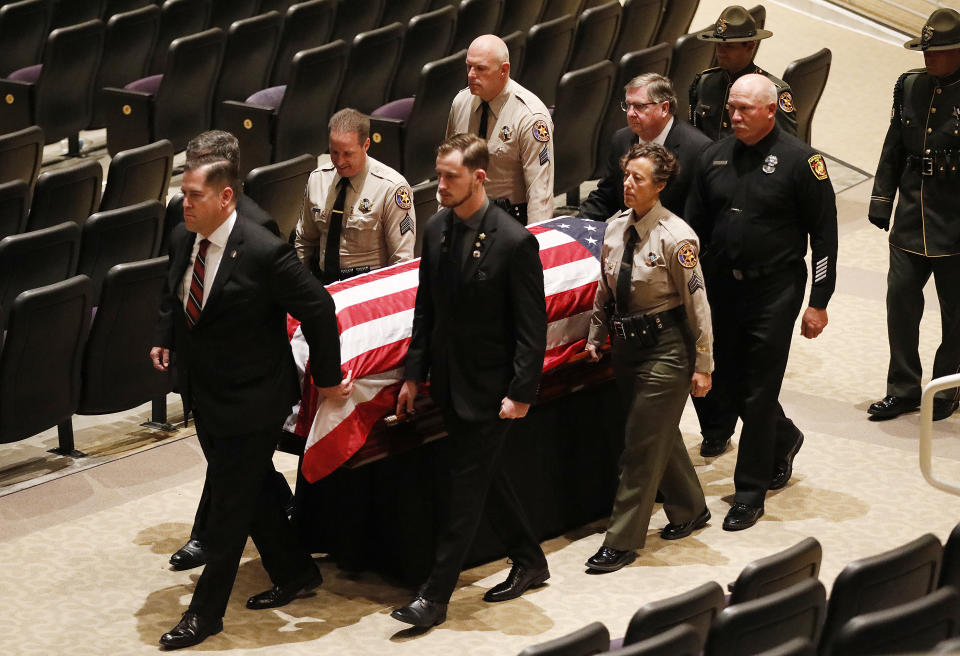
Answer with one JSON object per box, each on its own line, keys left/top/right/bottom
{"left": 904, "top": 37, "right": 960, "bottom": 51}
{"left": 697, "top": 27, "right": 773, "bottom": 42}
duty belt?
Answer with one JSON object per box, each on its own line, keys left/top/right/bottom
{"left": 609, "top": 306, "right": 686, "bottom": 346}
{"left": 492, "top": 198, "right": 528, "bottom": 223}
{"left": 906, "top": 151, "right": 959, "bottom": 176}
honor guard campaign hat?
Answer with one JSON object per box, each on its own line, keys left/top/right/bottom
{"left": 697, "top": 5, "right": 773, "bottom": 42}
{"left": 905, "top": 8, "right": 960, "bottom": 52}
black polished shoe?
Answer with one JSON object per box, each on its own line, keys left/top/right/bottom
{"left": 934, "top": 399, "right": 959, "bottom": 421}
{"left": 246, "top": 565, "right": 322, "bottom": 610}
{"left": 700, "top": 437, "right": 730, "bottom": 457}
{"left": 770, "top": 431, "right": 805, "bottom": 491}
{"left": 867, "top": 395, "right": 920, "bottom": 420}
{"left": 660, "top": 507, "right": 711, "bottom": 540}
{"left": 483, "top": 563, "right": 550, "bottom": 602}
{"left": 169, "top": 539, "right": 207, "bottom": 571}
{"left": 722, "top": 503, "right": 764, "bottom": 531}
{"left": 159, "top": 612, "right": 222, "bottom": 650}
{"left": 585, "top": 546, "right": 636, "bottom": 572}
{"left": 390, "top": 596, "right": 447, "bottom": 627}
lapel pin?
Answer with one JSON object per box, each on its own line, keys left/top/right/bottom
{"left": 231, "top": 250, "right": 238, "bottom": 258}
{"left": 472, "top": 250, "right": 480, "bottom": 258}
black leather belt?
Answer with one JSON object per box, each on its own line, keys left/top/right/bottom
{"left": 610, "top": 306, "right": 686, "bottom": 345}
{"left": 906, "top": 152, "right": 958, "bottom": 176}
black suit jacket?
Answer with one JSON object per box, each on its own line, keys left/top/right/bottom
{"left": 579, "top": 119, "right": 712, "bottom": 221}
{"left": 156, "top": 212, "right": 340, "bottom": 435}
{"left": 404, "top": 202, "right": 546, "bottom": 422}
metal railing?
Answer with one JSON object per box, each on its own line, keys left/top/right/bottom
{"left": 919, "top": 373, "right": 960, "bottom": 495}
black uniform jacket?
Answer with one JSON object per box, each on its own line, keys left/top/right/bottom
{"left": 404, "top": 202, "right": 546, "bottom": 422}
{"left": 689, "top": 64, "right": 797, "bottom": 141}
{"left": 579, "top": 119, "right": 712, "bottom": 221}
{"left": 869, "top": 66, "right": 960, "bottom": 256}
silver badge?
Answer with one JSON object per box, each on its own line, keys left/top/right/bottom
{"left": 762, "top": 154, "right": 778, "bottom": 174}
{"left": 500, "top": 125, "right": 512, "bottom": 141}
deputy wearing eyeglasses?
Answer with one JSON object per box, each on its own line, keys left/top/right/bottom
{"left": 579, "top": 73, "right": 711, "bottom": 222}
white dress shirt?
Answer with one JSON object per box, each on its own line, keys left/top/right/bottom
{"left": 179, "top": 210, "right": 237, "bottom": 312}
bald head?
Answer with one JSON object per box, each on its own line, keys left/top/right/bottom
{"left": 727, "top": 74, "right": 777, "bottom": 144}
{"left": 466, "top": 34, "right": 510, "bottom": 101}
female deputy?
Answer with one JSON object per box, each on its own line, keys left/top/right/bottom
{"left": 583, "top": 142, "right": 713, "bottom": 572}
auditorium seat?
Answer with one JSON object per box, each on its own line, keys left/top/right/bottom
{"left": 552, "top": 60, "right": 616, "bottom": 201}
{"left": 705, "top": 579, "right": 827, "bottom": 656}
{"left": 754, "top": 637, "right": 815, "bottom": 656}
{"left": 623, "top": 581, "right": 724, "bottom": 650}
{"left": 0, "top": 0, "right": 50, "bottom": 78}
{"left": 261, "top": 0, "right": 295, "bottom": 11}
{"left": 728, "top": 537, "right": 823, "bottom": 605}
{"left": 652, "top": 0, "right": 698, "bottom": 46}
{"left": 502, "top": 29, "right": 527, "bottom": 75}
{"left": 518, "top": 621, "right": 610, "bottom": 656}
{"left": 0, "top": 125, "right": 44, "bottom": 204}
{"left": 331, "top": 0, "right": 384, "bottom": 41}
{"left": 336, "top": 23, "right": 405, "bottom": 114}
{"left": 452, "top": 0, "right": 503, "bottom": 53}
{"left": 610, "top": 0, "right": 663, "bottom": 62}
{"left": 0, "top": 275, "right": 92, "bottom": 455}
{"left": 100, "top": 140, "right": 174, "bottom": 212}
{"left": 212, "top": 11, "right": 283, "bottom": 125}
{"left": 0, "top": 221, "right": 81, "bottom": 329}
{"left": 819, "top": 533, "right": 943, "bottom": 656}
{"left": 381, "top": 0, "right": 431, "bottom": 26}
{"left": 50, "top": 0, "right": 104, "bottom": 28}
{"left": 832, "top": 587, "right": 960, "bottom": 655}
{"left": 608, "top": 625, "right": 700, "bottom": 656}
{"left": 389, "top": 5, "right": 457, "bottom": 101}
{"left": 670, "top": 31, "right": 716, "bottom": 120}
{"left": 542, "top": 0, "right": 584, "bottom": 21}
{"left": 268, "top": 0, "right": 336, "bottom": 87}
{"left": 209, "top": 0, "right": 260, "bottom": 30}
{"left": 940, "top": 521, "right": 960, "bottom": 590}
{"left": 0, "top": 19, "right": 105, "bottom": 153}
{"left": 782, "top": 48, "right": 832, "bottom": 145}
{"left": 218, "top": 39, "right": 347, "bottom": 178}
{"left": 370, "top": 49, "right": 467, "bottom": 184}
{"left": 244, "top": 154, "right": 316, "bottom": 241}
{"left": 78, "top": 200, "right": 164, "bottom": 305}
{"left": 90, "top": 4, "right": 161, "bottom": 129}
{"left": 594, "top": 42, "right": 672, "bottom": 178}
{"left": 0, "top": 181, "right": 29, "bottom": 240}
{"left": 567, "top": 0, "right": 621, "bottom": 70}
{"left": 78, "top": 257, "right": 173, "bottom": 424}
{"left": 517, "top": 14, "right": 577, "bottom": 108}
{"left": 104, "top": 27, "right": 226, "bottom": 155}
{"left": 26, "top": 160, "right": 103, "bottom": 232}
{"left": 149, "top": 0, "right": 211, "bottom": 75}
{"left": 936, "top": 636, "right": 960, "bottom": 652}
{"left": 499, "top": 0, "right": 544, "bottom": 36}
{"left": 412, "top": 179, "right": 438, "bottom": 257}
{"left": 103, "top": 0, "right": 155, "bottom": 18}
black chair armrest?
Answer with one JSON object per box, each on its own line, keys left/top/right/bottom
{"left": 103, "top": 87, "right": 154, "bottom": 156}
{"left": 0, "top": 79, "right": 36, "bottom": 134}
{"left": 368, "top": 116, "right": 404, "bottom": 176}
{"left": 218, "top": 100, "right": 276, "bottom": 175}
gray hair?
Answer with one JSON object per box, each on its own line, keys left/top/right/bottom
{"left": 625, "top": 73, "right": 678, "bottom": 115}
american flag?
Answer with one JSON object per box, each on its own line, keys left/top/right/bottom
{"left": 286, "top": 216, "right": 608, "bottom": 483}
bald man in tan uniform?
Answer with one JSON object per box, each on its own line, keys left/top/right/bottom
{"left": 446, "top": 34, "right": 555, "bottom": 225}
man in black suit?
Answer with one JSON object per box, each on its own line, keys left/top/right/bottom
{"left": 580, "top": 73, "right": 711, "bottom": 221}
{"left": 390, "top": 133, "right": 549, "bottom": 628}
{"left": 151, "top": 131, "right": 345, "bottom": 649}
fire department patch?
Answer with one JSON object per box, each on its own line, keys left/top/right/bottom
{"left": 808, "top": 154, "right": 829, "bottom": 181}
{"left": 677, "top": 241, "right": 698, "bottom": 269}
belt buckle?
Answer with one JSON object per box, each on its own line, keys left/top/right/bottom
{"left": 732, "top": 269, "right": 744, "bottom": 281}
{"left": 612, "top": 319, "right": 628, "bottom": 340}
{"left": 922, "top": 156, "right": 934, "bottom": 176}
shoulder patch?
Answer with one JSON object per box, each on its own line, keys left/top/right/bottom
{"left": 677, "top": 241, "right": 698, "bottom": 269}
{"left": 778, "top": 91, "right": 795, "bottom": 113}
{"left": 808, "top": 154, "right": 829, "bottom": 181}
{"left": 532, "top": 119, "right": 550, "bottom": 142}
{"left": 395, "top": 186, "right": 412, "bottom": 209}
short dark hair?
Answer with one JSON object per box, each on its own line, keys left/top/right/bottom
{"left": 625, "top": 73, "right": 678, "bottom": 115}
{"left": 184, "top": 130, "right": 241, "bottom": 194}
{"left": 620, "top": 142, "right": 678, "bottom": 185}
{"left": 437, "top": 133, "right": 489, "bottom": 171}
{"left": 328, "top": 107, "right": 370, "bottom": 144}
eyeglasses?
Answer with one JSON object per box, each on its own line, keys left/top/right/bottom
{"left": 620, "top": 100, "right": 659, "bottom": 113}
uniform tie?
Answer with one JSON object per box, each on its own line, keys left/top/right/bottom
{"left": 185, "top": 238, "right": 210, "bottom": 329}
{"left": 323, "top": 177, "right": 349, "bottom": 284}
{"left": 478, "top": 101, "right": 490, "bottom": 139}
{"left": 616, "top": 225, "right": 638, "bottom": 315}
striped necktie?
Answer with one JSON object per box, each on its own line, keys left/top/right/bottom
{"left": 185, "top": 238, "right": 210, "bottom": 329}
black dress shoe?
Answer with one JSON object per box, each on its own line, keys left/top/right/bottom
{"left": 585, "top": 546, "right": 636, "bottom": 572}
{"left": 867, "top": 395, "right": 920, "bottom": 420}
{"left": 169, "top": 539, "right": 207, "bottom": 571}
{"left": 700, "top": 437, "right": 730, "bottom": 457}
{"left": 934, "top": 399, "right": 959, "bottom": 421}
{"left": 483, "top": 564, "right": 550, "bottom": 602}
{"left": 660, "top": 507, "right": 711, "bottom": 540}
{"left": 769, "top": 431, "right": 804, "bottom": 491}
{"left": 390, "top": 596, "right": 447, "bottom": 627}
{"left": 159, "top": 612, "right": 222, "bottom": 650}
{"left": 722, "top": 503, "right": 764, "bottom": 531}
{"left": 246, "top": 565, "right": 322, "bottom": 610}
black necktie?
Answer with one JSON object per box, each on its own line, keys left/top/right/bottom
{"left": 478, "top": 101, "right": 490, "bottom": 139}
{"left": 616, "top": 225, "right": 638, "bottom": 315}
{"left": 323, "top": 178, "right": 348, "bottom": 284}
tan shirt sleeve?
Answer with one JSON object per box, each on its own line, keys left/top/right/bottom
{"left": 379, "top": 183, "right": 415, "bottom": 265}
{"left": 665, "top": 235, "right": 713, "bottom": 373}
{"left": 294, "top": 169, "right": 328, "bottom": 265}
{"left": 518, "top": 111, "right": 555, "bottom": 223}
{"left": 588, "top": 220, "right": 621, "bottom": 347}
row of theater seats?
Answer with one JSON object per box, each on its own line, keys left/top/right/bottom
{"left": 519, "top": 526, "right": 960, "bottom": 655}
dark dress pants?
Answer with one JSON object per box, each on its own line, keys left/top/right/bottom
{"left": 886, "top": 245, "right": 960, "bottom": 402}
{"left": 709, "top": 263, "right": 806, "bottom": 508}
{"left": 187, "top": 415, "right": 315, "bottom": 622}
{"left": 420, "top": 411, "right": 547, "bottom": 603}
{"left": 190, "top": 469, "right": 292, "bottom": 542}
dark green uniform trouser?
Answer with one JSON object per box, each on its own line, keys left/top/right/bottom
{"left": 604, "top": 324, "right": 707, "bottom": 551}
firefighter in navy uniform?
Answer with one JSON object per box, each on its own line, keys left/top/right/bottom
{"left": 867, "top": 8, "right": 960, "bottom": 422}
{"left": 689, "top": 5, "right": 797, "bottom": 142}
{"left": 685, "top": 74, "right": 837, "bottom": 531}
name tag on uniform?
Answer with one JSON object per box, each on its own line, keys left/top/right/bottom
{"left": 712, "top": 160, "right": 728, "bottom": 166}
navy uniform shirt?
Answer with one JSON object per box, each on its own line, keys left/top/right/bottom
{"left": 689, "top": 64, "right": 797, "bottom": 141}
{"left": 685, "top": 125, "right": 838, "bottom": 309}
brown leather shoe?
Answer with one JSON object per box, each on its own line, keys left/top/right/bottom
{"left": 483, "top": 564, "right": 550, "bottom": 602}
{"left": 159, "top": 612, "right": 222, "bottom": 649}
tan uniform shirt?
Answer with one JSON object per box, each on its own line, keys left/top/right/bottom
{"left": 588, "top": 202, "right": 713, "bottom": 372}
{"left": 295, "top": 155, "right": 415, "bottom": 271}
{"left": 446, "top": 78, "right": 555, "bottom": 223}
